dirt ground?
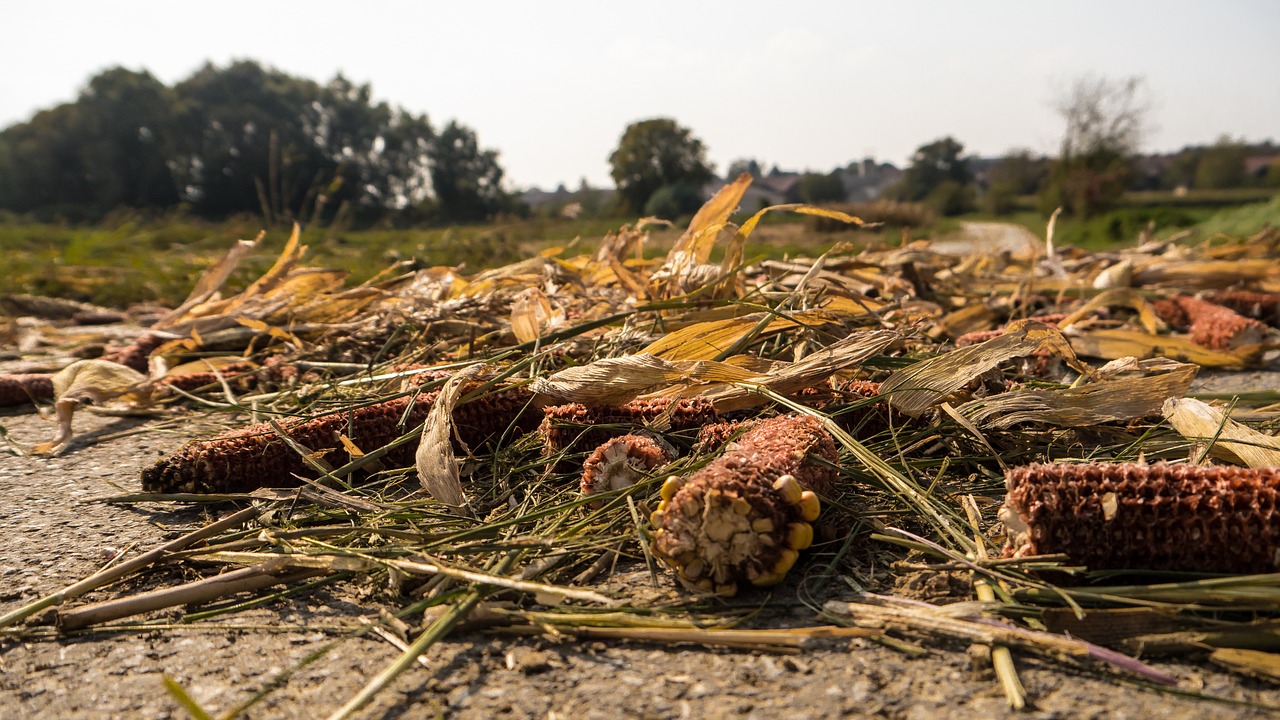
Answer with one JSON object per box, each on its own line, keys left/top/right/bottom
{"left": 3, "top": 379, "right": 1280, "bottom": 719}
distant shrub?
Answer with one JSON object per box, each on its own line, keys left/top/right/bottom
{"left": 807, "top": 200, "right": 936, "bottom": 232}
{"left": 643, "top": 183, "right": 705, "bottom": 221}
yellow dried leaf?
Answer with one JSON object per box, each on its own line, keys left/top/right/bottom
{"left": 1056, "top": 288, "right": 1162, "bottom": 334}
{"left": 1067, "top": 328, "right": 1259, "bottom": 368}
{"left": 1162, "top": 397, "right": 1280, "bottom": 468}
{"left": 532, "top": 354, "right": 690, "bottom": 406}
{"left": 510, "top": 287, "right": 555, "bottom": 344}
{"left": 957, "top": 363, "right": 1197, "bottom": 429}
{"left": 881, "top": 323, "right": 1088, "bottom": 417}
{"left": 415, "top": 365, "right": 484, "bottom": 510}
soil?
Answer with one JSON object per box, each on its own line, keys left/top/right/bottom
{"left": 3, "top": 374, "right": 1280, "bottom": 719}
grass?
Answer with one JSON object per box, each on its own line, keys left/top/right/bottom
{"left": 3, "top": 188, "right": 1274, "bottom": 308}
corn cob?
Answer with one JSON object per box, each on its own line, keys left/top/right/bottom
{"left": 694, "top": 419, "right": 760, "bottom": 453}
{"left": 142, "top": 383, "right": 536, "bottom": 493}
{"left": 651, "top": 414, "right": 839, "bottom": 594}
{"left": 1205, "top": 291, "right": 1280, "bottom": 328}
{"left": 580, "top": 434, "right": 673, "bottom": 507}
{"left": 1152, "top": 296, "right": 1268, "bottom": 350}
{"left": 539, "top": 397, "right": 719, "bottom": 456}
{"left": 0, "top": 374, "right": 55, "bottom": 407}
{"left": 155, "top": 362, "right": 260, "bottom": 395}
{"left": 1001, "top": 462, "right": 1280, "bottom": 574}
{"left": 100, "top": 333, "right": 168, "bottom": 373}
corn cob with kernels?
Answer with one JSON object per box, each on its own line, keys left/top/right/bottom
{"left": 1205, "top": 291, "right": 1280, "bottom": 328}
{"left": 142, "top": 383, "right": 536, "bottom": 493}
{"left": 100, "top": 333, "right": 168, "bottom": 373}
{"left": 651, "top": 414, "right": 839, "bottom": 594}
{"left": 1152, "top": 295, "right": 1269, "bottom": 350}
{"left": 539, "top": 396, "right": 719, "bottom": 456}
{"left": 1001, "top": 462, "right": 1280, "bottom": 574}
{"left": 0, "top": 374, "right": 54, "bottom": 407}
{"left": 580, "top": 434, "right": 674, "bottom": 508}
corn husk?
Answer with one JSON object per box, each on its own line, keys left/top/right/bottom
{"left": 1162, "top": 397, "right": 1280, "bottom": 468}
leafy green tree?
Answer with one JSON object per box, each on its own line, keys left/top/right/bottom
{"left": 891, "top": 136, "right": 974, "bottom": 215}
{"left": 1045, "top": 74, "right": 1148, "bottom": 216}
{"left": 608, "top": 118, "right": 714, "bottom": 214}
{"left": 172, "top": 60, "right": 331, "bottom": 219}
{"left": 642, "top": 182, "right": 704, "bottom": 220}
{"left": 1194, "top": 136, "right": 1248, "bottom": 189}
{"left": 726, "top": 158, "right": 763, "bottom": 178}
{"left": 0, "top": 67, "right": 179, "bottom": 218}
{"left": 983, "top": 149, "right": 1047, "bottom": 214}
{"left": 427, "top": 120, "right": 512, "bottom": 223}
{"left": 798, "top": 171, "right": 847, "bottom": 204}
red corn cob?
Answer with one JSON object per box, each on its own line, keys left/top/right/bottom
{"left": 100, "top": 333, "right": 168, "bottom": 373}
{"left": 539, "top": 397, "right": 719, "bottom": 456}
{"left": 580, "top": 434, "right": 673, "bottom": 507}
{"left": 1205, "top": 291, "right": 1280, "bottom": 328}
{"left": 141, "top": 384, "right": 537, "bottom": 494}
{"left": 0, "top": 374, "right": 55, "bottom": 407}
{"left": 651, "top": 414, "right": 840, "bottom": 594}
{"left": 1153, "top": 296, "right": 1269, "bottom": 350}
{"left": 1002, "top": 462, "right": 1280, "bottom": 575}
{"left": 694, "top": 419, "right": 760, "bottom": 453}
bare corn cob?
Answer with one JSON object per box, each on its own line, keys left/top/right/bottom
{"left": 694, "top": 419, "right": 760, "bottom": 453}
{"left": 651, "top": 414, "right": 839, "bottom": 594}
{"left": 155, "top": 362, "right": 260, "bottom": 395}
{"left": 1153, "top": 296, "right": 1268, "bottom": 350}
{"left": 1206, "top": 291, "right": 1280, "bottom": 328}
{"left": 141, "top": 383, "right": 536, "bottom": 493}
{"left": 539, "top": 397, "right": 719, "bottom": 456}
{"left": 100, "top": 333, "right": 168, "bottom": 373}
{"left": 580, "top": 434, "right": 673, "bottom": 508}
{"left": 1001, "top": 462, "right": 1280, "bottom": 574}
{"left": 0, "top": 374, "right": 55, "bottom": 407}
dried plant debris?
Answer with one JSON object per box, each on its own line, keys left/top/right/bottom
{"left": 1002, "top": 462, "right": 1280, "bottom": 574}
{"left": 580, "top": 434, "right": 674, "bottom": 507}
{"left": 651, "top": 414, "right": 838, "bottom": 594}
{"left": 11, "top": 177, "right": 1280, "bottom": 714}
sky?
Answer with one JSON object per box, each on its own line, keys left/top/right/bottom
{"left": 2, "top": 1, "right": 1277, "bottom": 190}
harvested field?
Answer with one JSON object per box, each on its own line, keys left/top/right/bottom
{"left": 3, "top": 177, "right": 1280, "bottom": 718}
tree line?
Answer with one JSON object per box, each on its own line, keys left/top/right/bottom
{"left": 607, "top": 76, "right": 1278, "bottom": 223}
{"left": 3, "top": 67, "right": 1275, "bottom": 227}
{"left": 0, "top": 62, "right": 516, "bottom": 224}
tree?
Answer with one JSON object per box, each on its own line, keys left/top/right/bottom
{"left": 726, "top": 158, "right": 763, "bottom": 179}
{"left": 426, "top": 120, "right": 512, "bottom": 223}
{"left": 1194, "top": 136, "right": 1248, "bottom": 189}
{"left": 1046, "top": 74, "right": 1149, "bottom": 216}
{"left": 983, "top": 149, "right": 1047, "bottom": 215}
{"left": 890, "top": 136, "right": 974, "bottom": 215}
{"left": 608, "top": 118, "right": 714, "bottom": 214}
{"left": 0, "top": 67, "right": 180, "bottom": 218}
{"left": 798, "top": 171, "right": 847, "bottom": 204}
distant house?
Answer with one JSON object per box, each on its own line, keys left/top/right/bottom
{"left": 1245, "top": 154, "right": 1280, "bottom": 181}
{"left": 836, "top": 159, "right": 904, "bottom": 202}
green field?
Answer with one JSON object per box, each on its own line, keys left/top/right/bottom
{"left": 2, "top": 191, "right": 1276, "bottom": 308}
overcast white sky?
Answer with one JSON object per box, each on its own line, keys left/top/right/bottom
{"left": 2, "top": 1, "right": 1277, "bottom": 189}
